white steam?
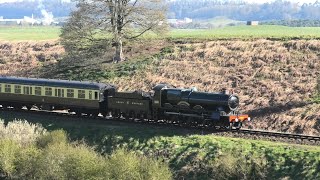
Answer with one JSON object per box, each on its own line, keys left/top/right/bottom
{"left": 37, "top": 0, "right": 54, "bottom": 25}
{"left": 41, "top": 9, "right": 54, "bottom": 25}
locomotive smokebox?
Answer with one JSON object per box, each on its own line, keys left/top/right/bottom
{"left": 228, "top": 95, "right": 240, "bottom": 111}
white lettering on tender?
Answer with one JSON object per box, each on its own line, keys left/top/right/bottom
{"left": 132, "top": 102, "right": 143, "bottom": 106}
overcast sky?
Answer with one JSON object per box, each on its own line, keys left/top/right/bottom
{"left": 244, "top": 0, "right": 317, "bottom": 3}
{"left": 0, "top": 0, "right": 318, "bottom": 3}
{"left": 0, "top": 0, "right": 70, "bottom": 3}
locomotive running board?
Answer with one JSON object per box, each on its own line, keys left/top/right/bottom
{"left": 164, "top": 111, "right": 204, "bottom": 118}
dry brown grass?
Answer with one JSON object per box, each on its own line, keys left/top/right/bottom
{"left": 0, "top": 40, "right": 64, "bottom": 77}
{"left": 0, "top": 39, "right": 319, "bottom": 135}
{"left": 111, "top": 39, "right": 320, "bottom": 135}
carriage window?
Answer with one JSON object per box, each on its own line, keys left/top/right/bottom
{"left": 78, "top": 90, "right": 85, "bottom": 99}
{"left": 5, "top": 84, "right": 11, "bottom": 93}
{"left": 55, "top": 88, "right": 65, "bottom": 97}
{"left": 0, "top": 84, "right": 2, "bottom": 92}
{"left": 94, "top": 91, "right": 99, "bottom": 100}
{"left": 23, "top": 86, "right": 32, "bottom": 95}
{"left": 35, "top": 87, "right": 42, "bottom": 96}
{"left": 89, "top": 91, "right": 92, "bottom": 99}
{"left": 14, "top": 85, "right": 21, "bottom": 94}
{"left": 67, "top": 89, "right": 74, "bottom": 98}
{"left": 45, "top": 87, "right": 52, "bottom": 96}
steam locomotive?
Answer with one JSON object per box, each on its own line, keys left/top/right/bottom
{"left": 0, "top": 76, "right": 250, "bottom": 129}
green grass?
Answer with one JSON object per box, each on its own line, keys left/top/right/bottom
{"left": 1, "top": 25, "right": 320, "bottom": 41}
{"left": 169, "top": 25, "right": 320, "bottom": 40}
{"left": 314, "top": 95, "right": 320, "bottom": 103}
{"left": 1, "top": 111, "right": 320, "bottom": 179}
{"left": 0, "top": 26, "right": 61, "bottom": 41}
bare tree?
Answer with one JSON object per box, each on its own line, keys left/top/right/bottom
{"left": 61, "top": 0, "right": 168, "bottom": 62}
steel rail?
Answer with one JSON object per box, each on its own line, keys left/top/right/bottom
{"left": 234, "top": 129, "right": 320, "bottom": 142}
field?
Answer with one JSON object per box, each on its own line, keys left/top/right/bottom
{"left": 0, "top": 26, "right": 61, "bottom": 41}
{"left": 169, "top": 25, "right": 320, "bottom": 40}
{"left": 1, "top": 25, "right": 320, "bottom": 41}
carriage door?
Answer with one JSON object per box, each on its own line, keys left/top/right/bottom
{"left": 23, "top": 86, "right": 32, "bottom": 95}
{"left": 55, "top": 88, "right": 65, "bottom": 97}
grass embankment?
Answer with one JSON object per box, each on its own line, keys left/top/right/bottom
{"left": 108, "top": 40, "right": 320, "bottom": 135}
{"left": 2, "top": 25, "right": 320, "bottom": 41}
{"left": 1, "top": 39, "right": 319, "bottom": 135}
{"left": 1, "top": 113, "right": 320, "bottom": 179}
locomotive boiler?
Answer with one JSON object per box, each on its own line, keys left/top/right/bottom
{"left": 162, "top": 88, "right": 240, "bottom": 112}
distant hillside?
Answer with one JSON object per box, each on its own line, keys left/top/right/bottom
{"left": 0, "top": 0, "right": 74, "bottom": 19}
{"left": 1, "top": 0, "right": 320, "bottom": 21}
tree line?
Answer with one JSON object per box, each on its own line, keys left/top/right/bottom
{"left": 168, "top": 0, "right": 320, "bottom": 21}
{"left": 0, "top": 0, "right": 72, "bottom": 19}
{"left": 261, "top": 19, "right": 320, "bottom": 27}
{"left": 2, "top": 0, "right": 320, "bottom": 21}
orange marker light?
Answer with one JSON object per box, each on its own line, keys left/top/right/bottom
{"left": 229, "top": 114, "right": 250, "bottom": 122}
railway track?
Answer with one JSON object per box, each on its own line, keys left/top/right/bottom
{"left": 1, "top": 108, "right": 320, "bottom": 145}
{"left": 237, "top": 129, "right": 320, "bottom": 142}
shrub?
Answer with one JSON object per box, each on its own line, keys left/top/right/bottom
{"left": 0, "top": 140, "right": 20, "bottom": 178}
{"left": 14, "top": 145, "right": 41, "bottom": 179}
{"left": 36, "top": 129, "right": 68, "bottom": 148}
{"left": 0, "top": 119, "right": 46, "bottom": 146}
{"left": 61, "top": 144, "right": 109, "bottom": 180}
{"left": 107, "top": 148, "right": 172, "bottom": 180}
{"left": 0, "top": 121, "right": 173, "bottom": 180}
{"left": 33, "top": 142, "right": 109, "bottom": 180}
{"left": 209, "top": 153, "right": 268, "bottom": 180}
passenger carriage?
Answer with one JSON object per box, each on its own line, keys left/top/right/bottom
{"left": 0, "top": 76, "right": 115, "bottom": 116}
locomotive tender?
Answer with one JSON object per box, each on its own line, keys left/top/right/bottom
{"left": 0, "top": 76, "right": 250, "bottom": 129}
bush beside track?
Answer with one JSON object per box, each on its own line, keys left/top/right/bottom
{"left": 1, "top": 115, "right": 319, "bottom": 180}
{"left": 0, "top": 120, "right": 172, "bottom": 180}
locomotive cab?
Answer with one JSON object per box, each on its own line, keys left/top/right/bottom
{"left": 99, "top": 85, "right": 116, "bottom": 116}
